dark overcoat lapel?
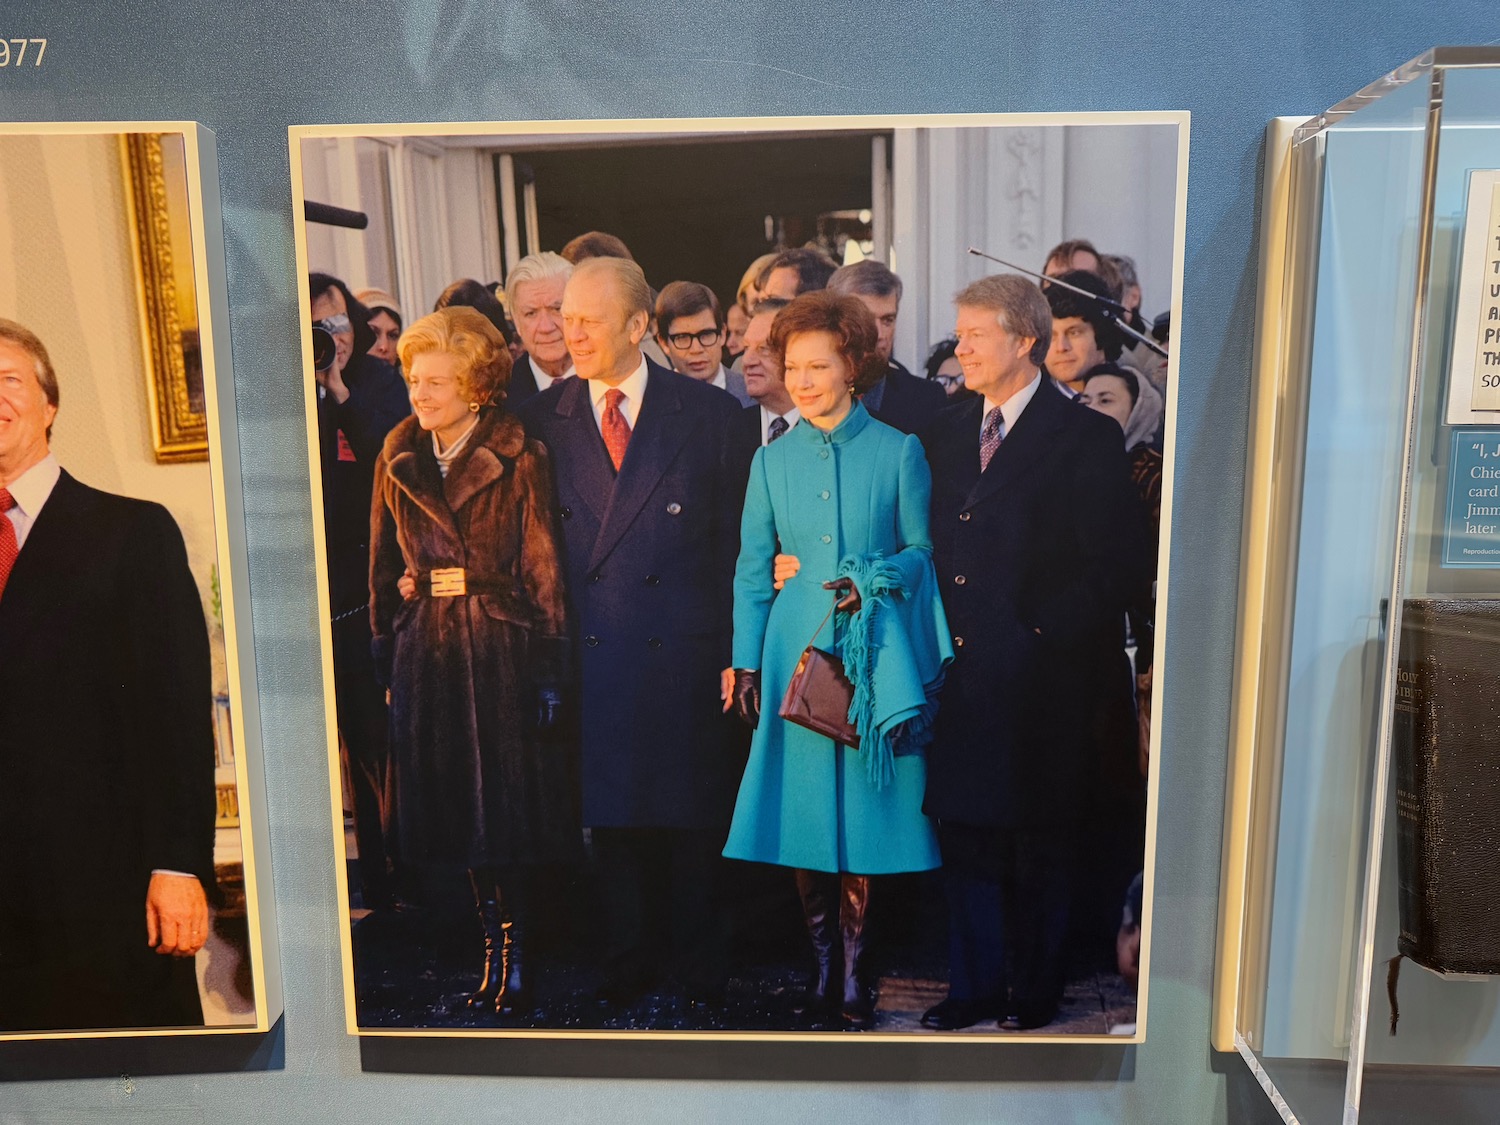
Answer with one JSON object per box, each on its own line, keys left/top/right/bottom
{"left": 587, "top": 370, "right": 691, "bottom": 575}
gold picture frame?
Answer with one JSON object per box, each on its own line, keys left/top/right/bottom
{"left": 123, "top": 132, "right": 208, "bottom": 462}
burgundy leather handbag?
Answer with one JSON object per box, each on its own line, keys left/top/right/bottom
{"left": 778, "top": 597, "right": 861, "bottom": 748}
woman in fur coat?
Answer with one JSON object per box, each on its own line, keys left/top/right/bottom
{"left": 370, "top": 306, "right": 575, "bottom": 1015}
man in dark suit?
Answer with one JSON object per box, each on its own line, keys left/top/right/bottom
{"left": 917, "top": 276, "right": 1148, "bottom": 1032}
{"left": 517, "top": 256, "right": 744, "bottom": 1007}
{"left": 654, "top": 281, "right": 752, "bottom": 406}
{"left": 504, "top": 251, "right": 575, "bottom": 406}
{"left": 728, "top": 296, "right": 797, "bottom": 463}
{"left": 0, "top": 319, "right": 216, "bottom": 1031}
{"left": 828, "top": 261, "right": 948, "bottom": 435}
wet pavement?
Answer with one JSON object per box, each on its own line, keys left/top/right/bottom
{"left": 348, "top": 856, "right": 1137, "bottom": 1036}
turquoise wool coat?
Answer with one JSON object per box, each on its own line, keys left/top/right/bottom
{"left": 723, "top": 402, "right": 951, "bottom": 875}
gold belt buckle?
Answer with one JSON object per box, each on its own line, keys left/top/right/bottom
{"left": 429, "top": 567, "right": 467, "bottom": 597}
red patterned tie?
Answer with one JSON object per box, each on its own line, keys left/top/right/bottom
{"left": 602, "top": 388, "right": 631, "bottom": 472}
{"left": 0, "top": 488, "right": 18, "bottom": 602}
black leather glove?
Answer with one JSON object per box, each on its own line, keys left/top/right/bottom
{"left": 535, "top": 685, "right": 565, "bottom": 734}
{"left": 731, "top": 669, "right": 761, "bottom": 730}
{"left": 822, "top": 576, "right": 862, "bottom": 613}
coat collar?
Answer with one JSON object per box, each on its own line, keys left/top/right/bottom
{"left": 383, "top": 409, "right": 527, "bottom": 544}
{"left": 587, "top": 361, "right": 692, "bottom": 573}
{"left": 964, "top": 380, "right": 1073, "bottom": 510}
{"left": 0, "top": 470, "right": 86, "bottom": 638}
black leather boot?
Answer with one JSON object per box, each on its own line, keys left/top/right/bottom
{"left": 792, "top": 869, "right": 838, "bottom": 1016}
{"left": 466, "top": 869, "right": 513, "bottom": 1013}
{"left": 839, "top": 874, "right": 875, "bottom": 1030}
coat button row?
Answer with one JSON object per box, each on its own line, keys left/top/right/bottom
{"left": 958, "top": 511, "right": 971, "bottom": 522}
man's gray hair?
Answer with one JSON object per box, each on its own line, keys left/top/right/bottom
{"left": 828, "top": 259, "right": 903, "bottom": 302}
{"left": 953, "top": 274, "right": 1052, "bottom": 368}
{"left": 504, "top": 251, "right": 573, "bottom": 312}
{"left": 0, "top": 318, "right": 58, "bottom": 439}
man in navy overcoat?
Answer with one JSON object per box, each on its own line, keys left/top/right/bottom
{"left": 517, "top": 256, "right": 744, "bottom": 1006}
{"left": 918, "top": 276, "right": 1149, "bottom": 1032}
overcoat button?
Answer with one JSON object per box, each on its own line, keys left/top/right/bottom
{"left": 647, "top": 637, "right": 663, "bottom": 649}
{"left": 589, "top": 574, "right": 602, "bottom": 584}
{"left": 954, "top": 575, "right": 966, "bottom": 586}
{"left": 584, "top": 635, "right": 600, "bottom": 647}
{"left": 820, "top": 490, "right": 830, "bottom": 500}
{"left": 645, "top": 575, "right": 660, "bottom": 586}
{"left": 821, "top": 534, "right": 832, "bottom": 544}
{"left": 666, "top": 502, "right": 682, "bottom": 515}
{"left": 954, "top": 636, "right": 964, "bottom": 647}
{"left": 561, "top": 507, "right": 573, "bottom": 519}
{"left": 958, "top": 512, "right": 971, "bottom": 522}
{"left": 819, "top": 450, "right": 829, "bottom": 460}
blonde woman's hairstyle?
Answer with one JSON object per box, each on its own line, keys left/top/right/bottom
{"left": 397, "top": 306, "right": 513, "bottom": 405}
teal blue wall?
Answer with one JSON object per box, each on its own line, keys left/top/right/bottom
{"left": 2, "top": 3, "right": 1498, "bottom": 1121}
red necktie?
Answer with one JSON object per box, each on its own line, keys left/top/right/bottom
{"left": 602, "top": 388, "right": 631, "bottom": 472}
{"left": 0, "top": 489, "right": 19, "bottom": 602}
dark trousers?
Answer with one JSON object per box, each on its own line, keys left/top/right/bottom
{"left": 937, "top": 821, "right": 1075, "bottom": 1023}
{"left": 0, "top": 916, "right": 204, "bottom": 1033}
{"left": 591, "top": 827, "right": 726, "bottom": 993}
{"left": 332, "top": 612, "right": 393, "bottom": 904}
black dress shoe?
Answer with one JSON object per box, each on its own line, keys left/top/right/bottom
{"left": 921, "top": 997, "right": 997, "bottom": 1031}
{"left": 999, "top": 1003, "right": 1059, "bottom": 1031}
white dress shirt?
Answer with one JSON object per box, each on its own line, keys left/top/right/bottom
{"left": 588, "top": 355, "right": 649, "bottom": 432}
{"left": 980, "top": 371, "right": 1042, "bottom": 446}
{"left": 3, "top": 452, "right": 61, "bottom": 551}
{"left": 534, "top": 362, "right": 575, "bottom": 394}
{"left": 710, "top": 365, "right": 730, "bottom": 392}
{"left": 760, "top": 405, "right": 801, "bottom": 446}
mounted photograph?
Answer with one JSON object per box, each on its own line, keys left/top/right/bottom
{"left": 290, "top": 111, "right": 1186, "bottom": 1041}
{"left": 0, "top": 123, "right": 279, "bottom": 1039}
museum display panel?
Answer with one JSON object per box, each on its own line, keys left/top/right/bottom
{"left": 1216, "top": 48, "right": 1500, "bottom": 1125}
{"left": 0, "top": 123, "right": 280, "bottom": 1039}
{"left": 289, "top": 112, "right": 1187, "bottom": 1040}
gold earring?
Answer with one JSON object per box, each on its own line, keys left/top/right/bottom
{"left": 468, "top": 401, "right": 481, "bottom": 413}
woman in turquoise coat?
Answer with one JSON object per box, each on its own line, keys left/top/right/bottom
{"left": 720, "top": 291, "right": 952, "bottom": 1029}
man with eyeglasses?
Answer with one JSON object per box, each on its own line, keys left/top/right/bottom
{"left": 310, "top": 271, "right": 409, "bottom": 912}
{"left": 654, "top": 282, "right": 752, "bottom": 406}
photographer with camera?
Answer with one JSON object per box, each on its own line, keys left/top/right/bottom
{"left": 311, "top": 272, "right": 409, "bottom": 910}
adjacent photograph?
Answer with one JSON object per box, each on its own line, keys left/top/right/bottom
{"left": 290, "top": 112, "right": 1186, "bottom": 1040}
{"left": 0, "top": 124, "right": 275, "bottom": 1038}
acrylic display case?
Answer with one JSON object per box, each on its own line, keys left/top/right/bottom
{"left": 1216, "top": 48, "right": 1500, "bottom": 1124}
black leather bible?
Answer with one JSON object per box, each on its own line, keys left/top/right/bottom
{"left": 1394, "top": 598, "right": 1500, "bottom": 975}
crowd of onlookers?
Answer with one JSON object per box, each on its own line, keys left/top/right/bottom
{"left": 310, "top": 227, "right": 1169, "bottom": 1032}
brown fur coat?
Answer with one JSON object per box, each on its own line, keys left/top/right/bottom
{"left": 369, "top": 407, "right": 576, "bottom": 866}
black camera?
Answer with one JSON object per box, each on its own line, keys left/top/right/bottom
{"left": 311, "top": 324, "right": 337, "bottom": 372}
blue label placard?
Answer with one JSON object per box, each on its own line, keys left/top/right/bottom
{"left": 1444, "top": 429, "right": 1500, "bottom": 567}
